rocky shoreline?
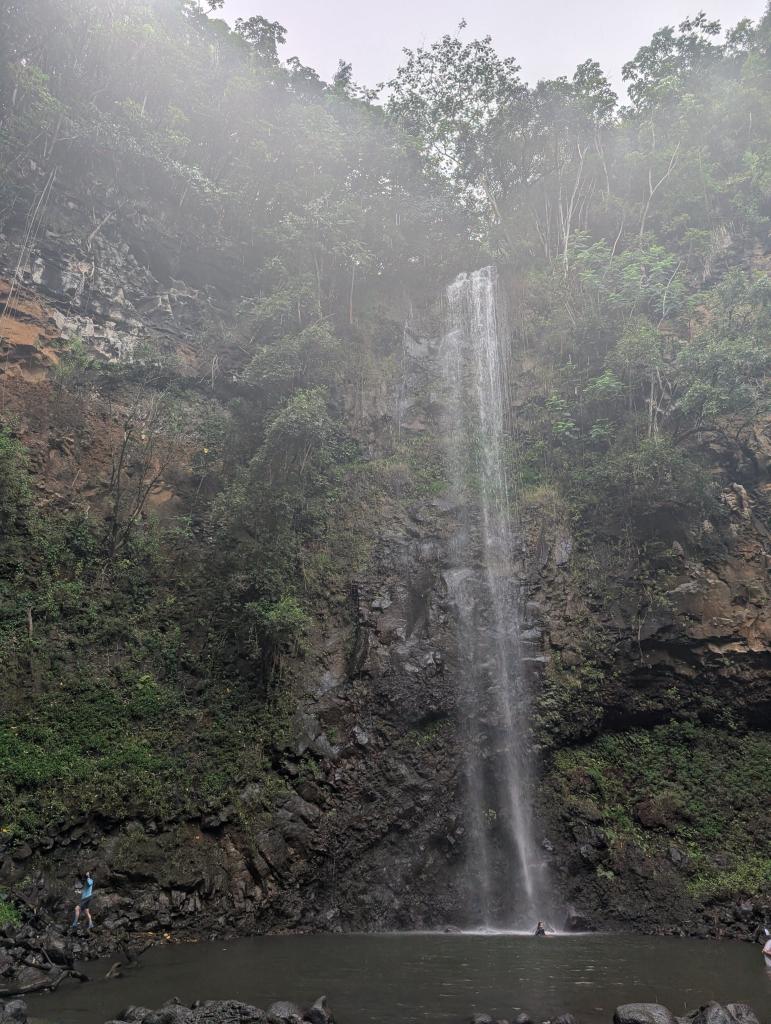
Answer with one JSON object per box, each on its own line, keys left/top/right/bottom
{"left": 475, "top": 1006, "right": 763, "bottom": 1024}
{"left": 0, "top": 995, "right": 764, "bottom": 1024}
{"left": 0, "top": 924, "right": 151, "bottom": 997}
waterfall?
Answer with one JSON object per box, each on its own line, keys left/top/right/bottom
{"left": 440, "top": 266, "right": 552, "bottom": 929}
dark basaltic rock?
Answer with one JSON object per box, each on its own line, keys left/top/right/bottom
{"left": 687, "top": 1005, "right": 735, "bottom": 1024}
{"left": 150, "top": 999, "right": 196, "bottom": 1024}
{"left": 266, "top": 1002, "right": 303, "bottom": 1024}
{"left": 564, "top": 913, "right": 594, "bottom": 932}
{"left": 725, "top": 1005, "right": 761, "bottom": 1024}
{"left": 0, "top": 926, "right": 89, "bottom": 996}
{"left": 114, "top": 999, "right": 330, "bottom": 1024}
{"left": 189, "top": 1002, "right": 265, "bottom": 1024}
{"left": 90, "top": 995, "right": 769, "bottom": 1024}
{"left": 117, "top": 1007, "right": 155, "bottom": 1022}
{"left": 0, "top": 999, "right": 27, "bottom": 1024}
{"left": 5, "top": 967, "right": 54, "bottom": 993}
{"left": 306, "top": 999, "right": 333, "bottom": 1024}
{"left": 686, "top": 1004, "right": 761, "bottom": 1024}
{"left": 614, "top": 1005, "right": 762, "bottom": 1024}
{"left": 614, "top": 1005, "right": 678, "bottom": 1024}
{"left": 302, "top": 997, "right": 334, "bottom": 1024}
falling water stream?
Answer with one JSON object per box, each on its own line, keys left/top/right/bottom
{"left": 440, "top": 267, "right": 552, "bottom": 929}
{"left": 21, "top": 268, "right": 771, "bottom": 1024}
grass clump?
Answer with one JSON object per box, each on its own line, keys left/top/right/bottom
{"left": 0, "top": 891, "right": 20, "bottom": 927}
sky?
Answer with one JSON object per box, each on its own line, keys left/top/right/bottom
{"left": 215, "top": 0, "right": 766, "bottom": 95}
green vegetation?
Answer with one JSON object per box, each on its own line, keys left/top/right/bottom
{"left": 548, "top": 723, "right": 771, "bottom": 903}
{"left": 534, "top": 655, "right": 608, "bottom": 749}
{"left": 0, "top": 0, "right": 769, "bottom": 919}
{"left": 0, "top": 648, "right": 300, "bottom": 841}
{"left": 0, "top": 423, "right": 303, "bottom": 839}
{"left": 388, "top": 12, "right": 771, "bottom": 546}
{"left": 0, "top": 891, "right": 20, "bottom": 927}
{"left": 0, "top": 0, "right": 470, "bottom": 838}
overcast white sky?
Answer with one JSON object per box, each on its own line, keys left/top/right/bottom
{"left": 215, "top": 0, "right": 766, "bottom": 94}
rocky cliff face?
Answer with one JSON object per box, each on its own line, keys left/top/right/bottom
{"left": 1, "top": 169, "right": 769, "bottom": 955}
{"left": 528, "top": 468, "right": 770, "bottom": 937}
{"left": 0, "top": 171, "right": 471, "bottom": 948}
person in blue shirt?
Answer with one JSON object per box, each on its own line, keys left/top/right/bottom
{"left": 70, "top": 871, "right": 94, "bottom": 930}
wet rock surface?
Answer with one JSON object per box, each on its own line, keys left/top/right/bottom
{"left": 0, "top": 179, "right": 468, "bottom": 945}
{"left": 468, "top": 1005, "right": 762, "bottom": 1024}
{"left": 613, "top": 1006, "right": 679, "bottom": 1024}
{"left": 1, "top": 157, "right": 769, "bottom": 949}
{"left": 0, "top": 997, "right": 334, "bottom": 1024}
{"left": 2, "top": 996, "right": 763, "bottom": 1024}
{"left": 613, "top": 1005, "right": 761, "bottom": 1024}
{"left": 0, "top": 928, "right": 89, "bottom": 996}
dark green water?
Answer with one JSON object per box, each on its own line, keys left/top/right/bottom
{"left": 26, "top": 933, "right": 771, "bottom": 1024}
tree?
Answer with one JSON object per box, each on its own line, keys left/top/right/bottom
{"left": 387, "top": 24, "right": 524, "bottom": 201}
{"left": 234, "top": 15, "right": 287, "bottom": 65}
{"left": 622, "top": 13, "right": 724, "bottom": 111}
{"left": 104, "top": 382, "right": 189, "bottom": 558}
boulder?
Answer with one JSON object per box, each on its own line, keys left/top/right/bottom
{"left": 118, "top": 1007, "right": 156, "bottom": 1021}
{"left": 691, "top": 1005, "right": 734, "bottom": 1024}
{"left": 667, "top": 845, "right": 688, "bottom": 868}
{"left": 726, "top": 1006, "right": 760, "bottom": 1024}
{"left": 266, "top": 1002, "right": 303, "bottom": 1024}
{"left": 614, "top": 1005, "right": 678, "bottom": 1024}
{"left": 155, "top": 1005, "right": 195, "bottom": 1024}
{"left": 42, "top": 935, "right": 70, "bottom": 965}
{"left": 0, "top": 1000, "right": 27, "bottom": 1024}
{"left": 192, "top": 1001, "right": 265, "bottom": 1024}
{"left": 1, "top": 964, "right": 59, "bottom": 995}
{"left": 303, "top": 997, "right": 333, "bottom": 1024}
{"left": 689, "top": 1005, "right": 760, "bottom": 1024}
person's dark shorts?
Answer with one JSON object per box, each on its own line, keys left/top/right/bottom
{"left": 79, "top": 896, "right": 92, "bottom": 911}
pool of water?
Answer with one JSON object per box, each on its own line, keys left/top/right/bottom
{"left": 26, "top": 933, "right": 771, "bottom": 1024}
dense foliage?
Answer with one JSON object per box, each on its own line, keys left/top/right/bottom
{"left": 546, "top": 722, "right": 771, "bottom": 904}
{"left": 0, "top": 0, "right": 769, "bottom": 919}
{"left": 388, "top": 11, "right": 771, "bottom": 544}
{"left": 0, "top": 0, "right": 472, "bottom": 838}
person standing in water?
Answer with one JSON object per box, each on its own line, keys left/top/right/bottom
{"left": 534, "top": 921, "right": 546, "bottom": 936}
{"left": 70, "top": 870, "right": 94, "bottom": 930}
